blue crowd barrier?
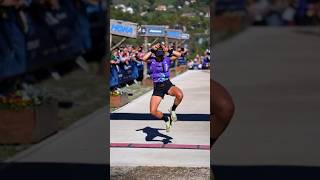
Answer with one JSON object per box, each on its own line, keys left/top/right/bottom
{"left": 0, "top": 9, "right": 26, "bottom": 79}
{"left": 110, "top": 62, "right": 142, "bottom": 88}
{"left": 130, "top": 61, "right": 139, "bottom": 80}
{"left": 110, "top": 65, "right": 119, "bottom": 87}
{"left": 26, "top": 1, "right": 86, "bottom": 71}
{"left": 178, "top": 57, "right": 187, "bottom": 66}
{"left": 0, "top": 1, "right": 105, "bottom": 79}
{"left": 86, "top": 1, "right": 106, "bottom": 55}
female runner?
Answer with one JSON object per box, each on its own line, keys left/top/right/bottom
{"left": 143, "top": 43, "right": 182, "bottom": 132}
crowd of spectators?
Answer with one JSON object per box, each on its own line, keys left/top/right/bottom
{"left": 110, "top": 43, "right": 190, "bottom": 89}
{"left": 247, "top": 0, "right": 320, "bottom": 26}
{"left": 111, "top": 45, "right": 145, "bottom": 73}
{"left": 188, "top": 49, "right": 210, "bottom": 70}
{"left": 110, "top": 45, "right": 144, "bottom": 88}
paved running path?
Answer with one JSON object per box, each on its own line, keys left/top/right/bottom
{"left": 6, "top": 107, "right": 108, "bottom": 164}
{"left": 212, "top": 27, "right": 320, "bottom": 166}
{"left": 111, "top": 70, "right": 210, "bottom": 167}
{"left": 5, "top": 70, "right": 209, "bottom": 169}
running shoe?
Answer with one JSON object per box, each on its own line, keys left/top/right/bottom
{"left": 165, "top": 117, "right": 172, "bottom": 132}
{"left": 169, "top": 109, "right": 178, "bottom": 122}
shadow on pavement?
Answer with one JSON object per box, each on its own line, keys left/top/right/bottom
{"left": 0, "top": 162, "right": 108, "bottom": 180}
{"left": 136, "top": 126, "right": 173, "bottom": 144}
{"left": 213, "top": 165, "right": 320, "bottom": 180}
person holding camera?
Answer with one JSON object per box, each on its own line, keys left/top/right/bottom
{"left": 142, "top": 43, "right": 182, "bottom": 132}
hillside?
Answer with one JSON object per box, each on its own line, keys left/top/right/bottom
{"left": 110, "top": 0, "right": 210, "bottom": 58}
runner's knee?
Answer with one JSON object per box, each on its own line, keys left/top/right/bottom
{"left": 216, "top": 100, "right": 235, "bottom": 124}
{"left": 176, "top": 91, "right": 183, "bottom": 100}
{"left": 150, "top": 109, "right": 158, "bottom": 117}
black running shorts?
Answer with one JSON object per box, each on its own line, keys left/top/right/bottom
{"left": 152, "top": 80, "right": 175, "bottom": 98}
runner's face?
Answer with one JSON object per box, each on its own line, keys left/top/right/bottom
{"left": 155, "top": 48, "right": 165, "bottom": 61}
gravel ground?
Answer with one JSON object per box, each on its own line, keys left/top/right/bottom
{"left": 111, "top": 166, "right": 211, "bottom": 180}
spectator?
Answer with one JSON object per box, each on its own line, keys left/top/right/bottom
{"left": 248, "top": 0, "right": 271, "bottom": 25}
{"left": 282, "top": 1, "right": 296, "bottom": 25}
{"left": 246, "top": 0, "right": 320, "bottom": 26}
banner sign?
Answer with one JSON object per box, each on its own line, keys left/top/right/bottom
{"left": 110, "top": 19, "right": 138, "bottom": 38}
{"left": 166, "top": 29, "right": 182, "bottom": 39}
{"left": 139, "top": 25, "right": 166, "bottom": 37}
{"left": 181, "top": 33, "right": 190, "bottom": 40}
{"left": 27, "top": 4, "right": 83, "bottom": 71}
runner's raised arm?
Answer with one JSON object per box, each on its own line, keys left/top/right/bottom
{"left": 143, "top": 44, "right": 160, "bottom": 61}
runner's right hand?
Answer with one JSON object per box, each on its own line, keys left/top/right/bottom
{"left": 152, "top": 43, "right": 160, "bottom": 51}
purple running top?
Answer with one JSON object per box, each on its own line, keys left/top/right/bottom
{"left": 149, "top": 56, "right": 171, "bottom": 83}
